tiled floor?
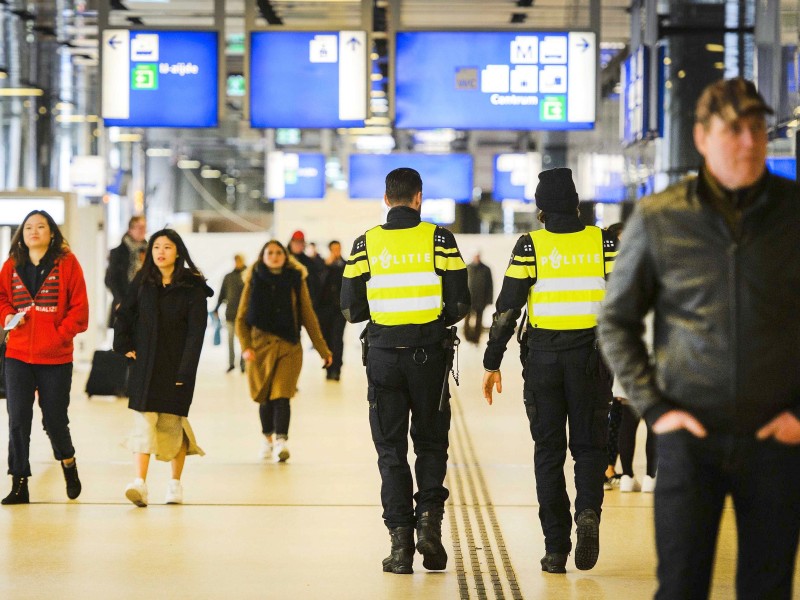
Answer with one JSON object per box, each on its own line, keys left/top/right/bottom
{"left": 0, "top": 328, "right": 797, "bottom": 599}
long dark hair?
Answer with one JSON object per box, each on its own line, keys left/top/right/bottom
{"left": 8, "top": 210, "right": 69, "bottom": 266}
{"left": 257, "top": 239, "right": 288, "bottom": 268}
{"left": 138, "top": 228, "right": 205, "bottom": 287}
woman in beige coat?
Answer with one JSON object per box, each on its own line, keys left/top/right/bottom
{"left": 236, "top": 240, "right": 332, "bottom": 462}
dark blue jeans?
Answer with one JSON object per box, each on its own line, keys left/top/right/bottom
{"left": 523, "top": 344, "right": 610, "bottom": 553}
{"left": 655, "top": 430, "right": 800, "bottom": 600}
{"left": 366, "top": 344, "right": 451, "bottom": 529}
{"left": 4, "top": 358, "right": 75, "bottom": 477}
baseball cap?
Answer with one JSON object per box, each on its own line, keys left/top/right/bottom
{"left": 290, "top": 230, "right": 305, "bottom": 242}
{"left": 695, "top": 78, "right": 774, "bottom": 126}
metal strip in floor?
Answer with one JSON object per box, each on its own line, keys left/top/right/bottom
{"left": 446, "top": 387, "right": 524, "bottom": 600}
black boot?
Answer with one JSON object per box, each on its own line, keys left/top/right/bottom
{"left": 62, "top": 459, "right": 82, "bottom": 500}
{"left": 382, "top": 526, "right": 414, "bottom": 574}
{"left": 574, "top": 508, "right": 600, "bottom": 570}
{"left": 540, "top": 552, "right": 568, "bottom": 573}
{"left": 416, "top": 509, "right": 448, "bottom": 570}
{"left": 1, "top": 476, "right": 29, "bottom": 505}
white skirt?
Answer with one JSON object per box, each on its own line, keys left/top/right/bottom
{"left": 126, "top": 411, "right": 205, "bottom": 462}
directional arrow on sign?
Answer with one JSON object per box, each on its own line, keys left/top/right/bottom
{"left": 108, "top": 35, "right": 120, "bottom": 49}
{"left": 577, "top": 37, "right": 590, "bottom": 52}
{"left": 346, "top": 36, "right": 361, "bottom": 51}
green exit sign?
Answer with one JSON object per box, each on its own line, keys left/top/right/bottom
{"left": 131, "top": 64, "right": 158, "bottom": 90}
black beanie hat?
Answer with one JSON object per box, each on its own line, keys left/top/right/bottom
{"left": 534, "top": 168, "right": 579, "bottom": 213}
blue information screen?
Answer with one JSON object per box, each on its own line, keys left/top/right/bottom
{"left": 268, "top": 153, "right": 327, "bottom": 200}
{"left": 349, "top": 154, "right": 473, "bottom": 202}
{"left": 102, "top": 30, "right": 219, "bottom": 128}
{"left": 493, "top": 154, "right": 534, "bottom": 201}
{"left": 766, "top": 157, "right": 797, "bottom": 181}
{"left": 621, "top": 46, "right": 650, "bottom": 145}
{"left": 395, "top": 31, "right": 597, "bottom": 130}
{"left": 250, "top": 31, "right": 367, "bottom": 128}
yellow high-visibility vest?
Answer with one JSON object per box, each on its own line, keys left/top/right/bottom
{"left": 528, "top": 227, "right": 606, "bottom": 330}
{"left": 365, "top": 222, "right": 442, "bottom": 325}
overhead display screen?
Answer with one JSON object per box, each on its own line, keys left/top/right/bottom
{"left": 349, "top": 154, "right": 473, "bottom": 201}
{"left": 267, "top": 152, "right": 327, "bottom": 200}
{"left": 395, "top": 31, "right": 597, "bottom": 130}
{"left": 102, "top": 30, "right": 219, "bottom": 128}
{"left": 250, "top": 31, "right": 367, "bottom": 128}
{"left": 766, "top": 156, "right": 797, "bottom": 181}
{"left": 493, "top": 153, "right": 542, "bottom": 201}
{"left": 620, "top": 46, "right": 650, "bottom": 145}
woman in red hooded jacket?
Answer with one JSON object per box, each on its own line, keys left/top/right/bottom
{"left": 0, "top": 210, "right": 89, "bottom": 504}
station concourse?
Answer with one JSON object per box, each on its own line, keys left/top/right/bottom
{"left": 2, "top": 331, "right": 797, "bottom": 599}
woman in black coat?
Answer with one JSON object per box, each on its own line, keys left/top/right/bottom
{"left": 114, "top": 229, "right": 212, "bottom": 507}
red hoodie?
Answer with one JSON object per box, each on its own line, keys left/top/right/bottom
{"left": 0, "top": 252, "right": 89, "bottom": 365}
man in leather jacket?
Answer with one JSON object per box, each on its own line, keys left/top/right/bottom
{"left": 598, "top": 78, "right": 800, "bottom": 600}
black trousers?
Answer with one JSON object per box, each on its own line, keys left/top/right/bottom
{"left": 463, "top": 306, "right": 486, "bottom": 344}
{"left": 619, "top": 404, "right": 656, "bottom": 478}
{"left": 655, "top": 430, "right": 800, "bottom": 600}
{"left": 318, "top": 308, "right": 346, "bottom": 373}
{"left": 366, "top": 344, "right": 450, "bottom": 529}
{"left": 523, "top": 343, "right": 610, "bottom": 553}
{"left": 4, "top": 358, "right": 75, "bottom": 477}
{"left": 259, "top": 397, "right": 291, "bottom": 438}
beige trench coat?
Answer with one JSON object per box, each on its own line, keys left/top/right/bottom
{"left": 235, "top": 258, "right": 331, "bottom": 403}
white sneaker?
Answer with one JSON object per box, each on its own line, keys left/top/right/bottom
{"left": 165, "top": 479, "right": 183, "bottom": 504}
{"left": 125, "top": 478, "right": 148, "bottom": 507}
{"left": 641, "top": 475, "right": 656, "bottom": 493}
{"left": 274, "top": 439, "right": 290, "bottom": 463}
{"left": 259, "top": 439, "right": 273, "bottom": 461}
{"left": 620, "top": 475, "right": 641, "bottom": 492}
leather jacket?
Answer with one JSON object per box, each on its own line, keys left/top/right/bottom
{"left": 598, "top": 172, "right": 800, "bottom": 434}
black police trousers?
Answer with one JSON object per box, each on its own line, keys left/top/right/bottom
{"left": 523, "top": 342, "right": 610, "bottom": 554}
{"left": 366, "top": 343, "right": 451, "bottom": 529}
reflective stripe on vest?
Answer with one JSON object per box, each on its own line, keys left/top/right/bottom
{"left": 528, "top": 227, "right": 606, "bottom": 330}
{"left": 365, "top": 222, "right": 442, "bottom": 325}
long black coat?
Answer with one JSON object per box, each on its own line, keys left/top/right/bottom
{"left": 114, "top": 274, "right": 213, "bottom": 416}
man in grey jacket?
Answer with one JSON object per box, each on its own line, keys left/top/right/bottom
{"left": 214, "top": 254, "right": 246, "bottom": 373}
{"left": 598, "top": 78, "right": 800, "bottom": 600}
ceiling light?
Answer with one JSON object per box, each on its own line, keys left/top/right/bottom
{"left": 146, "top": 148, "right": 173, "bottom": 157}
{"left": 0, "top": 88, "right": 44, "bottom": 96}
{"left": 177, "top": 159, "right": 201, "bottom": 169}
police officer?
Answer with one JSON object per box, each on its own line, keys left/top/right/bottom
{"left": 481, "top": 168, "right": 617, "bottom": 574}
{"left": 341, "top": 167, "right": 470, "bottom": 574}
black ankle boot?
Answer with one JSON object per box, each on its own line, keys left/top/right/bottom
{"left": 62, "top": 459, "right": 81, "bottom": 500}
{"left": 416, "top": 508, "right": 447, "bottom": 570}
{"left": 382, "top": 526, "right": 414, "bottom": 574}
{"left": 2, "top": 476, "right": 29, "bottom": 505}
{"left": 540, "top": 552, "right": 568, "bottom": 573}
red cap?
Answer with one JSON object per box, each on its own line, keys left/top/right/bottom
{"left": 290, "top": 230, "right": 305, "bottom": 241}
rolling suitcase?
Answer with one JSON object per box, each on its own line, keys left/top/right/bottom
{"left": 86, "top": 350, "right": 129, "bottom": 397}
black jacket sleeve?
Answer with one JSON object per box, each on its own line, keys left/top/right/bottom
{"left": 340, "top": 235, "right": 371, "bottom": 323}
{"left": 112, "top": 277, "right": 140, "bottom": 355}
{"left": 105, "top": 244, "right": 129, "bottom": 304}
{"left": 597, "top": 207, "right": 672, "bottom": 426}
{"left": 177, "top": 283, "right": 211, "bottom": 382}
{"left": 483, "top": 234, "right": 534, "bottom": 371}
{"left": 434, "top": 227, "right": 470, "bottom": 326}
